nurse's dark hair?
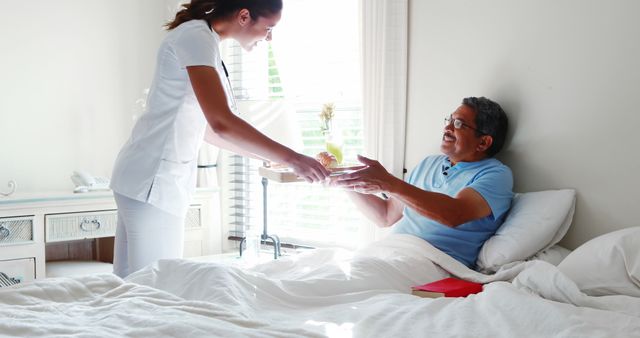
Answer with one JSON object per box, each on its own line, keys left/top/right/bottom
{"left": 165, "top": 0, "right": 283, "bottom": 30}
{"left": 462, "top": 96, "right": 508, "bottom": 157}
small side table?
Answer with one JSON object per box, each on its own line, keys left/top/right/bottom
{"left": 239, "top": 166, "right": 300, "bottom": 259}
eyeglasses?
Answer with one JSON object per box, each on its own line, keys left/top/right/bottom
{"left": 444, "top": 115, "right": 485, "bottom": 134}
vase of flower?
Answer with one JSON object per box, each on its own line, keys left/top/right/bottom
{"left": 319, "top": 102, "right": 343, "bottom": 164}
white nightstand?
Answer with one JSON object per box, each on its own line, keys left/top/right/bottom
{"left": 0, "top": 188, "right": 221, "bottom": 282}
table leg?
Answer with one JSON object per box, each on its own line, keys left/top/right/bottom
{"left": 262, "top": 177, "right": 281, "bottom": 259}
{"left": 238, "top": 237, "right": 246, "bottom": 257}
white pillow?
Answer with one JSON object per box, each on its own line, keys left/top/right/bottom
{"left": 531, "top": 245, "right": 572, "bottom": 266}
{"left": 476, "top": 189, "right": 576, "bottom": 272}
{"left": 557, "top": 227, "right": 640, "bottom": 297}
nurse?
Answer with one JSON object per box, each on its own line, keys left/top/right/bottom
{"left": 110, "top": 0, "right": 329, "bottom": 277}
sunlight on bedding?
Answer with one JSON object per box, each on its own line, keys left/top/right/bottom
{"left": 338, "top": 261, "right": 352, "bottom": 279}
{"left": 305, "top": 320, "right": 354, "bottom": 338}
{"left": 2, "top": 235, "right": 640, "bottom": 337}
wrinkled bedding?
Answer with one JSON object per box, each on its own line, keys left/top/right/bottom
{"left": 1, "top": 235, "right": 638, "bottom": 337}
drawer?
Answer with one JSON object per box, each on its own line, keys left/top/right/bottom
{"left": 46, "top": 210, "right": 117, "bottom": 243}
{"left": 0, "top": 258, "right": 35, "bottom": 285}
{"left": 0, "top": 216, "right": 34, "bottom": 246}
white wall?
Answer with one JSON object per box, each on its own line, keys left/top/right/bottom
{"left": 406, "top": 0, "right": 640, "bottom": 249}
{"left": 0, "top": 0, "right": 179, "bottom": 192}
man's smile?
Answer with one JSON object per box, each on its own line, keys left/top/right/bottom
{"left": 443, "top": 132, "right": 456, "bottom": 142}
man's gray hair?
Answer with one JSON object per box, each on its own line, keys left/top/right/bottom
{"left": 462, "top": 97, "right": 508, "bottom": 157}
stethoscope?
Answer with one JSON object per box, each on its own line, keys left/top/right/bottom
{"left": 206, "top": 20, "right": 238, "bottom": 112}
{"left": 220, "top": 60, "right": 238, "bottom": 112}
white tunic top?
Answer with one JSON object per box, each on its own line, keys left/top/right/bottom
{"left": 111, "top": 20, "right": 232, "bottom": 217}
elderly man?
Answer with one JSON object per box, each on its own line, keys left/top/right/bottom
{"left": 332, "top": 97, "right": 513, "bottom": 268}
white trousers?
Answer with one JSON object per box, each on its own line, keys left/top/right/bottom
{"left": 113, "top": 193, "right": 184, "bottom": 278}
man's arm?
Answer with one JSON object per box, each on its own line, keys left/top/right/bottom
{"left": 343, "top": 190, "right": 404, "bottom": 227}
{"left": 333, "top": 155, "right": 492, "bottom": 227}
{"left": 388, "top": 178, "right": 491, "bottom": 227}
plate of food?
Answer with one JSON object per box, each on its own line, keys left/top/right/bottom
{"left": 259, "top": 152, "right": 365, "bottom": 182}
{"left": 315, "top": 152, "right": 365, "bottom": 176}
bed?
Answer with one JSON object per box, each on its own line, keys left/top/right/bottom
{"left": 1, "top": 190, "right": 639, "bottom": 337}
{"left": 1, "top": 232, "right": 639, "bottom": 337}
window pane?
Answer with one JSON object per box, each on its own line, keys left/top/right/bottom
{"left": 221, "top": 0, "right": 368, "bottom": 249}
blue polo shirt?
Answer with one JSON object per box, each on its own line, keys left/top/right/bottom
{"left": 392, "top": 155, "right": 513, "bottom": 268}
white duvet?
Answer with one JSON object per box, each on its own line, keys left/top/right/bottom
{"left": 1, "top": 234, "right": 639, "bottom": 337}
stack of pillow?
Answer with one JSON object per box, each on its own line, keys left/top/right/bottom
{"left": 477, "top": 188, "right": 640, "bottom": 297}
{"left": 476, "top": 189, "right": 576, "bottom": 272}
{"left": 557, "top": 227, "right": 640, "bottom": 297}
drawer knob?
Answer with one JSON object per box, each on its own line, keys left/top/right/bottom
{"left": 80, "top": 219, "right": 101, "bottom": 232}
{"left": 0, "top": 224, "right": 9, "bottom": 239}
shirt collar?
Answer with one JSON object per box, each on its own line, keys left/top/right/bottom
{"left": 203, "top": 20, "right": 221, "bottom": 45}
{"left": 444, "top": 157, "right": 492, "bottom": 171}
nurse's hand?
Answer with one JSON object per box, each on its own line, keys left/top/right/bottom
{"left": 287, "top": 153, "right": 330, "bottom": 183}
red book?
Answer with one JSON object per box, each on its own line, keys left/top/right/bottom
{"left": 411, "top": 277, "right": 483, "bottom": 298}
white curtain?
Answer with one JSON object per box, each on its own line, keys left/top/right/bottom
{"left": 360, "top": 0, "right": 409, "bottom": 178}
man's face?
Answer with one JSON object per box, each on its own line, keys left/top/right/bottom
{"left": 236, "top": 11, "right": 281, "bottom": 51}
{"left": 440, "top": 104, "right": 488, "bottom": 164}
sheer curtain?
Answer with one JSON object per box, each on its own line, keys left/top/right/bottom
{"left": 360, "top": 0, "right": 409, "bottom": 179}
{"left": 360, "top": 0, "right": 409, "bottom": 240}
{"left": 268, "top": 0, "right": 372, "bottom": 248}
{"left": 267, "top": 0, "right": 409, "bottom": 245}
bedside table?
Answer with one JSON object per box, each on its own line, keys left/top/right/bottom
{"left": 0, "top": 189, "right": 221, "bottom": 282}
{"left": 238, "top": 168, "right": 285, "bottom": 260}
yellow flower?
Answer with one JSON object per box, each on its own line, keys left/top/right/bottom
{"left": 319, "top": 102, "right": 335, "bottom": 123}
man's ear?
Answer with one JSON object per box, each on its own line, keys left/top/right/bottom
{"left": 477, "top": 135, "right": 493, "bottom": 153}
{"left": 237, "top": 8, "right": 251, "bottom": 26}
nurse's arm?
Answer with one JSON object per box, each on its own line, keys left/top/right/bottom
{"left": 203, "top": 125, "right": 267, "bottom": 161}
{"left": 187, "top": 65, "right": 329, "bottom": 182}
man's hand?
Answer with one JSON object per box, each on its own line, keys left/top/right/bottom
{"left": 330, "top": 155, "right": 394, "bottom": 194}
{"left": 328, "top": 154, "right": 404, "bottom": 227}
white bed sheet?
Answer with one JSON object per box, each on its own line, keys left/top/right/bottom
{"left": 1, "top": 234, "right": 639, "bottom": 337}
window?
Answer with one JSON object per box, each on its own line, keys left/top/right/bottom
{"left": 221, "top": 0, "right": 369, "bottom": 249}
